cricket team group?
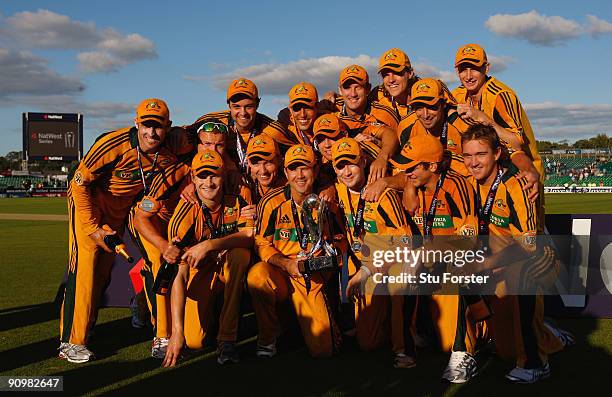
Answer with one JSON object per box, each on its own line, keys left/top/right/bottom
{"left": 57, "top": 43, "right": 574, "bottom": 384}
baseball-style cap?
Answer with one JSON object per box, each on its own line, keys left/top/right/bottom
{"left": 409, "top": 78, "right": 445, "bottom": 106}
{"left": 331, "top": 138, "right": 362, "bottom": 168}
{"left": 390, "top": 134, "right": 443, "bottom": 171}
{"left": 247, "top": 134, "right": 279, "bottom": 162}
{"left": 289, "top": 82, "right": 318, "bottom": 108}
{"left": 339, "top": 65, "right": 369, "bottom": 86}
{"left": 227, "top": 77, "right": 259, "bottom": 102}
{"left": 284, "top": 144, "right": 317, "bottom": 169}
{"left": 136, "top": 98, "right": 170, "bottom": 124}
{"left": 378, "top": 48, "right": 412, "bottom": 73}
{"left": 313, "top": 114, "right": 346, "bottom": 140}
{"left": 455, "top": 43, "right": 488, "bottom": 67}
{"left": 192, "top": 150, "right": 225, "bottom": 176}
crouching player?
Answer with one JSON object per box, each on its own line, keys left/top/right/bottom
{"left": 162, "top": 150, "right": 254, "bottom": 367}
{"left": 247, "top": 144, "right": 343, "bottom": 358}
{"left": 332, "top": 138, "right": 416, "bottom": 368}
{"left": 462, "top": 124, "right": 573, "bottom": 383}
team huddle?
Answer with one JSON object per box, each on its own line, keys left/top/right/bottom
{"left": 57, "top": 44, "right": 574, "bottom": 384}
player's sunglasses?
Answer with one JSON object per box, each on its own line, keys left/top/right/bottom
{"left": 198, "top": 122, "right": 228, "bottom": 135}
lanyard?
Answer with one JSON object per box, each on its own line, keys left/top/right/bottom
{"left": 440, "top": 121, "right": 448, "bottom": 149}
{"left": 476, "top": 168, "right": 504, "bottom": 235}
{"left": 136, "top": 146, "right": 159, "bottom": 195}
{"left": 232, "top": 120, "right": 258, "bottom": 173}
{"left": 422, "top": 171, "right": 446, "bottom": 236}
{"left": 201, "top": 203, "right": 224, "bottom": 239}
{"left": 345, "top": 186, "right": 366, "bottom": 239}
{"left": 290, "top": 199, "right": 309, "bottom": 250}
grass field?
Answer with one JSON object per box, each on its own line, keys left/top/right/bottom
{"left": 1, "top": 195, "right": 611, "bottom": 396}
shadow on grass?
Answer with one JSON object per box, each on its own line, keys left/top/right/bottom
{"left": 0, "top": 316, "right": 151, "bottom": 373}
{"left": 453, "top": 317, "right": 609, "bottom": 397}
{"left": 0, "top": 302, "right": 59, "bottom": 332}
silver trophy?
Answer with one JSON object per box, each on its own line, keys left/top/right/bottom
{"left": 298, "top": 194, "right": 340, "bottom": 275}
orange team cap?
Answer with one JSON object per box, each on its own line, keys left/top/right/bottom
{"left": 313, "top": 114, "right": 346, "bottom": 140}
{"left": 331, "top": 138, "right": 362, "bottom": 168}
{"left": 409, "top": 78, "right": 446, "bottom": 106}
{"left": 227, "top": 77, "right": 259, "bottom": 102}
{"left": 191, "top": 150, "right": 225, "bottom": 176}
{"left": 378, "top": 48, "right": 412, "bottom": 73}
{"left": 284, "top": 144, "right": 317, "bottom": 168}
{"left": 289, "top": 82, "right": 318, "bottom": 107}
{"left": 390, "top": 134, "right": 443, "bottom": 171}
{"left": 339, "top": 64, "right": 369, "bottom": 86}
{"left": 247, "top": 134, "right": 279, "bottom": 162}
{"left": 455, "top": 43, "right": 488, "bottom": 67}
{"left": 136, "top": 98, "right": 169, "bottom": 124}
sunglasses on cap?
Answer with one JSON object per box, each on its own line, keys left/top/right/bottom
{"left": 198, "top": 122, "right": 228, "bottom": 135}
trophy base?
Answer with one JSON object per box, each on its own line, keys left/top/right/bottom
{"left": 300, "top": 255, "right": 340, "bottom": 273}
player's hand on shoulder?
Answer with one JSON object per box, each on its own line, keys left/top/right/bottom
{"left": 516, "top": 169, "right": 540, "bottom": 203}
{"left": 180, "top": 182, "right": 198, "bottom": 205}
{"left": 362, "top": 178, "right": 387, "bottom": 202}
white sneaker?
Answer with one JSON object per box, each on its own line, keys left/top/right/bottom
{"left": 544, "top": 320, "right": 575, "bottom": 347}
{"left": 58, "top": 342, "right": 95, "bottom": 363}
{"left": 442, "top": 351, "right": 477, "bottom": 384}
{"left": 505, "top": 362, "right": 551, "bottom": 384}
{"left": 151, "top": 337, "right": 169, "bottom": 359}
{"left": 255, "top": 342, "right": 277, "bottom": 358}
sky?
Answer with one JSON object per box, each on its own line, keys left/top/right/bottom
{"left": 1, "top": 0, "right": 612, "bottom": 155}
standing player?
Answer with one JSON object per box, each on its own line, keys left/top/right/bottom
{"left": 247, "top": 144, "right": 343, "bottom": 358}
{"left": 280, "top": 82, "right": 320, "bottom": 149}
{"left": 452, "top": 44, "right": 542, "bottom": 213}
{"left": 375, "top": 48, "right": 418, "bottom": 119}
{"left": 461, "top": 124, "right": 573, "bottom": 383}
{"left": 60, "top": 99, "right": 177, "bottom": 363}
{"left": 162, "top": 150, "right": 254, "bottom": 367}
{"left": 399, "top": 133, "right": 484, "bottom": 383}
{"left": 188, "top": 78, "right": 293, "bottom": 174}
{"left": 332, "top": 138, "right": 416, "bottom": 368}
{"left": 335, "top": 65, "right": 400, "bottom": 183}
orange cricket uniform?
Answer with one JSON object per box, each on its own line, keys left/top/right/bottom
{"left": 166, "top": 185, "right": 253, "bottom": 348}
{"left": 188, "top": 110, "right": 294, "bottom": 166}
{"left": 395, "top": 112, "right": 470, "bottom": 177}
{"left": 336, "top": 184, "right": 416, "bottom": 355}
{"left": 335, "top": 99, "right": 400, "bottom": 133}
{"left": 127, "top": 159, "right": 191, "bottom": 339}
{"left": 248, "top": 185, "right": 343, "bottom": 357}
{"left": 469, "top": 168, "right": 564, "bottom": 368}
{"left": 61, "top": 127, "right": 178, "bottom": 345}
{"left": 413, "top": 170, "right": 480, "bottom": 354}
{"left": 452, "top": 77, "right": 542, "bottom": 180}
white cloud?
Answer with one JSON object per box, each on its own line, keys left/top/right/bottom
{"left": 212, "top": 55, "right": 379, "bottom": 95}
{"left": 525, "top": 102, "right": 612, "bottom": 139}
{"left": 485, "top": 10, "right": 582, "bottom": 46}
{"left": 2, "top": 9, "right": 157, "bottom": 73}
{"left": 586, "top": 15, "right": 612, "bottom": 37}
{"left": 0, "top": 48, "right": 84, "bottom": 97}
{"left": 4, "top": 9, "right": 100, "bottom": 49}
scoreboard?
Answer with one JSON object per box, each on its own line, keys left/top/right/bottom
{"left": 22, "top": 112, "right": 83, "bottom": 161}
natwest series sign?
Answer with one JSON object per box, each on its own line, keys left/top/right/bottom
{"left": 23, "top": 112, "right": 83, "bottom": 161}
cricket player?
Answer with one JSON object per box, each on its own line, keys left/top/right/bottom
{"left": 188, "top": 77, "right": 293, "bottom": 174}
{"left": 399, "top": 133, "right": 483, "bottom": 383}
{"left": 281, "top": 82, "right": 320, "bottom": 149}
{"left": 332, "top": 138, "right": 416, "bottom": 368}
{"left": 452, "top": 44, "right": 542, "bottom": 216}
{"left": 245, "top": 134, "right": 286, "bottom": 205}
{"left": 462, "top": 124, "right": 573, "bottom": 383}
{"left": 247, "top": 144, "right": 343, "bottom": 358}
{"left": 60, "top": 99, "right": 177, "bottom": 363}
{"left": 335, "top": 65, "right": 400, "bottom": 183}
{"left": 162, "top": 150, "right": 254, "bottom": 367}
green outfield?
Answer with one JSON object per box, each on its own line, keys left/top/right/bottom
{"left": 1, "top": 195, "right": 611, "bottom": 396}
